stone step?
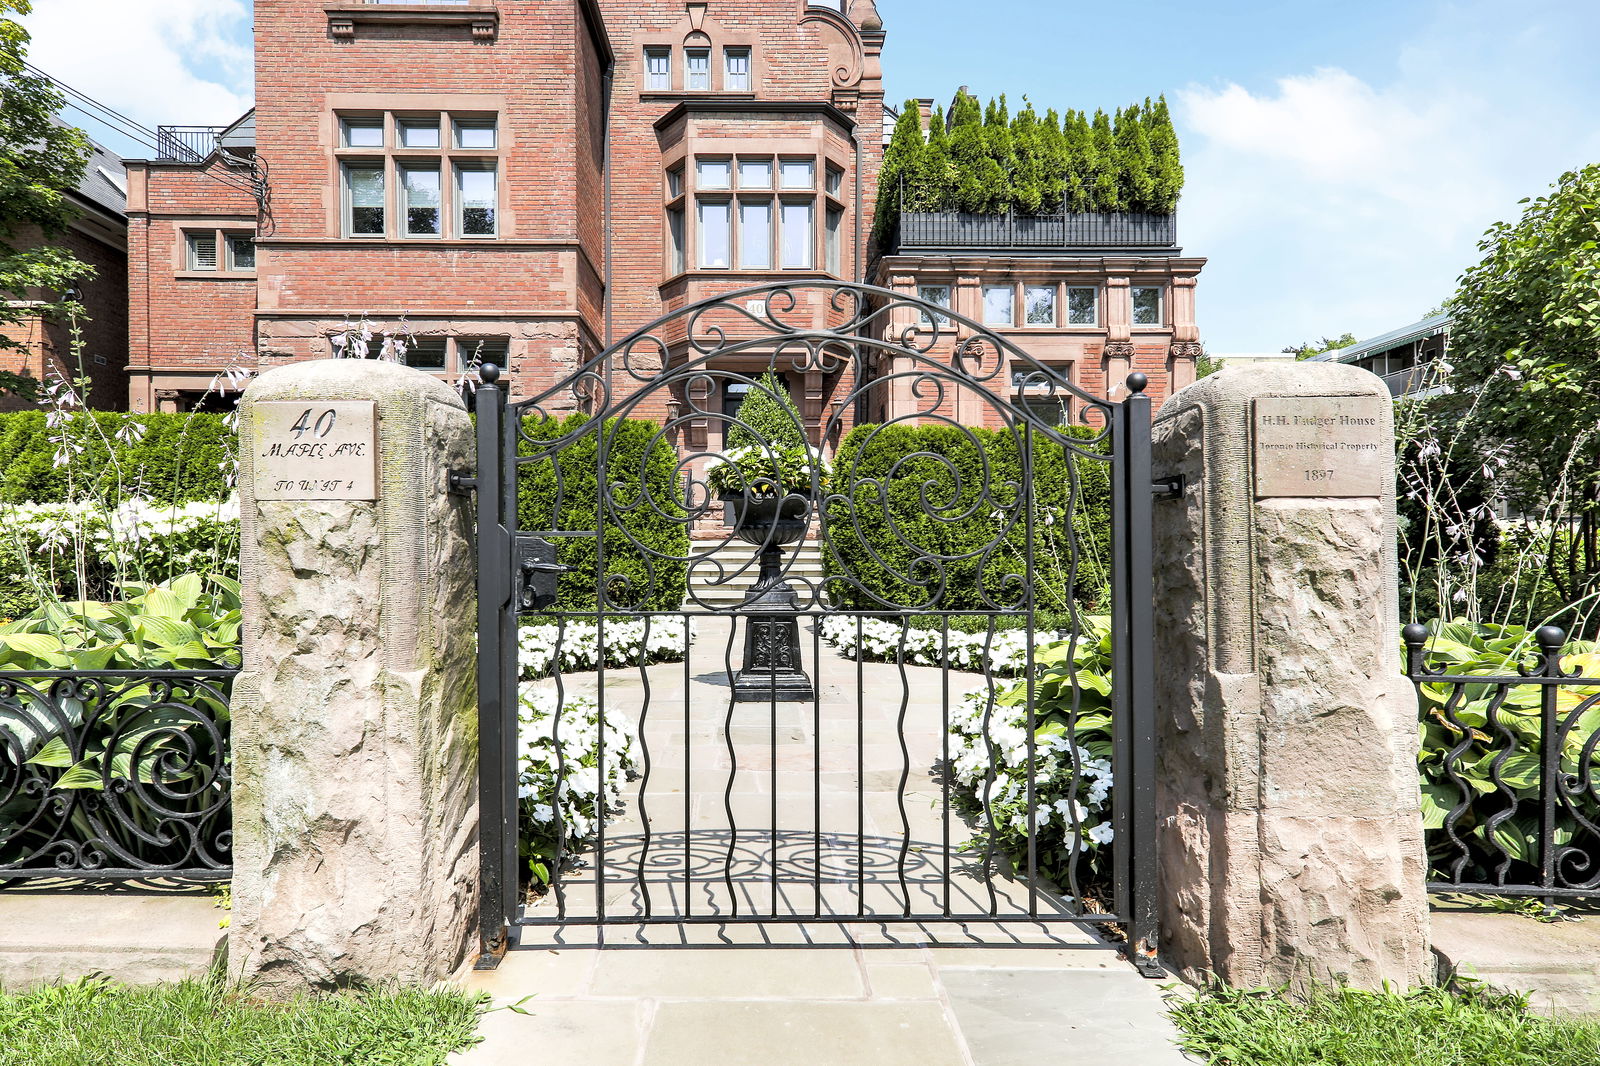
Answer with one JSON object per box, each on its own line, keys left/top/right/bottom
{"left": 687, "top": 541, "right": 825, "bottom": 608}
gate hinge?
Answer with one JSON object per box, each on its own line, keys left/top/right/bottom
{"left": 1152, "top": 474, "right": 1184, "bottom": 500}
{"left": 448, "top": 469, "right": 478, "bottom": 495}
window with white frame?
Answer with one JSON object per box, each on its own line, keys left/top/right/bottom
{"left": 1025, "top": 285, "right": 1056, "bottom": 326}
{"left": 739, "top": 200, "right": 772, "bottom": 269}
{"left": 1066, "top": 286, "right": 1097, "bottom": 325}
{"left": 336, "top": 109, "right": 500, "bottom": 239}
{"left": 401, "top": 163, "right": 442, "bottom": 236}
{"left": 697, "top": 158, "right": 731, "bottom": 189}
{"left": 779, "top": 159, "right": 814, "bottom": 189}
{"left": 724, "top": 48, "right": 750, "bottom": 91}
{"left": 185, "top": 232, "right": 218, "bottom": 271}
{"left": 343, "top": 162, "right": 386, "bottom": 236}
{"left": 398, "top": 335, "right": 508, "bottom": 374}
{"left": 779, "top": 200, "right": 813, "bottom": 269}
{"left": 645, "top": 47, "right": 671, "bottom": 90}
{"left": 698, "top": 200, "right": 731, "bottom": 268}
{"left": 1132, "top": 286, "right": 1164, "bottom": 326}
{"left": 824, "top": 207, "right": 842, "bottom": 275}
{"left": 918, "top": 284, "right": 951, "bottom": 326}
{"left": 456, "top": 163, "right": 497, "bottom": 236}
{"left": 686, "top": 49, "right": 710, "bottom": 90}
{"left": 983, "top": 284, "right": 1014, "bottom": 326}
{"left": 226, "top": 234, "right": 255, "bottom": 271}
{"left": 667, "top": 206, "right": 686, "bottom": 274}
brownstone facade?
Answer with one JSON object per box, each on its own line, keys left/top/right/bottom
{"left": 123, "top": 0, "right": 1200, "bottom": 430}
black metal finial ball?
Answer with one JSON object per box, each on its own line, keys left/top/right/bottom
{"left": 1127, "top": 372, "right": 1148, "bottom": 394}
{"left": 479, "top": 363, "right": 502, "bottom": 385}
{"left": 1535, "top": 625, "right": 1567, "bottom": 650}
{"left": 1401, "top": 622, "right": 1429, "bottom": 647}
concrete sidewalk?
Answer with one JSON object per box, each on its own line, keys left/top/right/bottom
{"left": 455, "top": 938, "right": 1193, "bottom": 1066}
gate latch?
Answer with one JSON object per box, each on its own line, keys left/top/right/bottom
{"left": 516, "top": 534, "right": 569, "bottom": 613}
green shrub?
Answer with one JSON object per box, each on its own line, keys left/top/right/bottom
{"left": 516, "top": 414, "right": 689, "bottom": 612}
{"left": 1412, "top": 620, "right": 1600, "bottom": 884}
{"left": 0, "top": 411, "right": 234, "bottom": 505}
{"left": 823, "top": 422, "right": 1111, "bottom": 613}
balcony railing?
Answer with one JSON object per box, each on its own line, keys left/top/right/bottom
{"left": 1379, "top": 362, "right": 1441, "bottom": 397}
{"left": 155, "top": 126, "right": 225, "bottom": 164}
{"left": 894, "top": 211, "right": 1178, "bottom": 253}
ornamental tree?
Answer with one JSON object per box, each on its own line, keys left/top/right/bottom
{"left": 0, "top": 0, "right": 94, "bottom": 390}
{"left": 725, "top": 370, "right": 808, "bottom": 451}
{"left": 1147, "top": 96, "right": 1184, "bottom": 212}
{"left": 1089, "top": 110, "right": 1124, "bottom": 212}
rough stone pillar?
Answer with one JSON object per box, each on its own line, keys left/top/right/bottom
{"left": 1151, "top": 362, "right": 1431, "bottom": 990}
{"left": 230, "top": 359, "right": 478, "bottom": 993}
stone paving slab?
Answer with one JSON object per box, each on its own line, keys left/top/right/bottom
{"left": 0, "top": 892, "right": 225, "bottom": 989}
{"left": 454, "top": 943, "right": 1195, "bottom": 1066}
{"left": 1431, "top": 905, "right": 1600, "bottom": 1016}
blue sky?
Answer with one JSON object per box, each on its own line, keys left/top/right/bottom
{"left": 22, "top": 0, "right": 1600, "bottom": 354}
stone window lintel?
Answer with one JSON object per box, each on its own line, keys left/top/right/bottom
{"left": 325, "top": 5, "right": 499, "bottom": 41}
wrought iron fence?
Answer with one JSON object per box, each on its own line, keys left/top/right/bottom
{"left": 895, "top": 211, "right": 1178, "bottom": 252}
{"left": 1405, "top": 624, "right": 1600, "bottom": 901}
{"left": 0, "top": 669, "right": 235, "bottom": 883}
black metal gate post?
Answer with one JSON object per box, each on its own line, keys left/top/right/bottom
{"left": 1110, "top": 372, "right": 1161, "bottom": 977}
{"left": 472, "top": 365, "right": 520, "bottom": 962}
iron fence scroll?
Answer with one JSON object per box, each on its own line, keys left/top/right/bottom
{"left": 1406, "top": 623, "right": 1600, "bottom": 900}
{"left": 0, "top": 669, "right": 235, "bottom": 883}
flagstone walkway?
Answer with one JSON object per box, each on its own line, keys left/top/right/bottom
{"left": 454, "top": 615, "right": 1193, "bottom": 1065}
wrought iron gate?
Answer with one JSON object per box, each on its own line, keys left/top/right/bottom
{"left": 467, "top": 282, "right": 1157, "bottom": 971}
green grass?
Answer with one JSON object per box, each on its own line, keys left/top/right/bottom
{"left": 1168, "top": 980, "right": 1600, "bottom": 1066}
{"left": 0, "top": 975, "right": 485, "bottom": 1066}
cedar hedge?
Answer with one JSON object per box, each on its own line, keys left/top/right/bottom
{"left": 823, "top": 421, "right": 1111, "bottom": 613}
{"left": 0, "top": 411, "right": 234, "bottom": 504}
{"left": 516, "top": 413, "right": 690, "bottom": 612}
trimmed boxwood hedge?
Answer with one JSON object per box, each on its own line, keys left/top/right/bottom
{"left": 0, "top": 411, "right": 234, "bottom": 504}
{"left": 516, "top": 414, "right": 690, "bottom": 612}
{"left": 823, "top": 422, "right": 1111, "bottom": 613}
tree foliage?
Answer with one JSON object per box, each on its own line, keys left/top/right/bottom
{"left": 1440, "top": 163, "right": 1600, "bottom": 619}
{"left": 1281, "top": 333, "right": 1357, "bottom": 360}
{"left": 0, "top": 0, "right": 94, "bottom": 358}
{"left": 873, "top": 91, "right": 1184, "bottom": 248}
{"left": 724, "top": 370, "right": 808, "bottom": 451}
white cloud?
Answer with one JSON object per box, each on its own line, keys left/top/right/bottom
{"left": 1174, "top": 3, "right": 1600, "bottom": 353}
{"left": 22, "top": 0, "right": 253, "bottom": 144}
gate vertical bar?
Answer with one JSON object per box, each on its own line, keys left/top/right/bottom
{"left": 1122, "top": 377, "right": 1160, "bottom": 971}
{"left": 473, "top": 367, "right": 516, "bottom": 958}
{"left": 1108, "top": 373, "right": 1160, "bottom": 974}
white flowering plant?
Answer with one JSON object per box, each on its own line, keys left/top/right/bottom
{"left": 704, "top": 443, "right": 830, "bottom": 499}
{"left": 819, "top": 615, "right": 1036, "bottom": 675}
{"left": 947, "top": 617, "right": 1117, "bottom": 889}
{"left": 517, "top": 615, "right": 691, "bottom": 680}
{"left": 517, "top": 688, "right": 639, "bottom": 885}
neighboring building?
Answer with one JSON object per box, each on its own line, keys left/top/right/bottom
{"left": 1312, "top": 313, "right": 1450, "bottom": 397}
{"left": 0, "top": 131, "right": 129, "bottom": 411}
{"left": 123, "top": 0, "right": 1200, "bottom": 438}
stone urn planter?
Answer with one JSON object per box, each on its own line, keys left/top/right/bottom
{"left": 723, "top": 490, "right": 815, "bottom": 703}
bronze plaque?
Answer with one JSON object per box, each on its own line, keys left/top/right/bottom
{"left": 252, "top": 400, "right": 378, "bottom": 501}
{"left": 1253, "top": 395, "right": 1386, "bottom": 498}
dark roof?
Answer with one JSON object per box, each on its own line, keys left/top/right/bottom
{"left": 1310, "top": 313, "right": 1450, "bottom": 364}
{"left": 74, "top": 135, "right": 127, "bottom": 219}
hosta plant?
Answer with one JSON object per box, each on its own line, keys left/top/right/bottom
{"left": 1412, "top": 620, "right": 1600, "bottom": 884}
{"left": 949, "top": 617, "right": 1116, "bottom": 892}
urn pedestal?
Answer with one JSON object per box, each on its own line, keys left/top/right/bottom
{"left": 726, "top": 493, "right": 815, "bottom": 703}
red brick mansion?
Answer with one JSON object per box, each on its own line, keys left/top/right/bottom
{"left": 121, "top": 0, "right": 1205, "bottom": 437}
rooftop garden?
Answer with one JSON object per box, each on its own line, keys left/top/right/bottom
{"left": 873, "top": 89, "right": 1184, "bottom": 249}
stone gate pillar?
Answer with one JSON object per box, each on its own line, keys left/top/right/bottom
{"left": 230, "top": 359, "right": 478, "bottom": 993}
{"left": 1151, "top": 362, "right": 1431, "bottom": 989}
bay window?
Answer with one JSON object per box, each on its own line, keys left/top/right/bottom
{"left": 824, "top": 207, "right": 842, "bottom": 276}
{"left": 698, "top": 200, "right": 731, "bottom": 268}
{"left": 779, "top": 201, "right": 814, "bottom": 269}
{"left": 739, "top": 200, "right": 772, "bottom": 269}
